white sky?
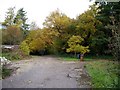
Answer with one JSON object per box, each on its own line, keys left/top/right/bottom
{"left": 0, "top": 0, "right": 95, "bottom": 28}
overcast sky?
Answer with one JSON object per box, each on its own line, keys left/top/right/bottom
{"left": 0, "top": 0, "right": 95, "bottom": 28}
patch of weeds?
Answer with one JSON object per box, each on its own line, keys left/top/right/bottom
{"left": 85, "top": 60, "right": 119, "bottom": 88}
{"left": 2, "top": 66, "right": 12, "bottom": 79}
{"left": 1, "top": 52, "right": 20, "bottom": 61}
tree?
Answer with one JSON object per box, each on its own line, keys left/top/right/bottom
{"left": 97, "top": 1, "right": 120, "bottom": 60}
{"left": 2, "top": 7, "right": 15, "bottom": 27}
{"left": 2, "top": 7, "right": 30, "bottom": 43}
{"left": 43, "top": 9, "right": 72, "bottom": 33}
{"left": 75, "top": 5, "right": 102, "bottom": 47}
{"left": 2, "top": 25, "right": 23, "bottom": 45}
{"left": 22, "top": 28, "right": 58, "bottom": 54}
{"left": 2, "top": 7, "right": 29, "bottom": 30}
{"left": 89, "top": 29, "right": 108, "bottom": 55}
{"left": 66, "top": 35, "right": 89, "bottom": 61}
{"left": 14, "top": 8, "right": 29, "bottom": 30}
{"left": 43, "top": 10, "right": 73, "bottom": 54}
{"left": 29, "top": 21, "right": 39, "bottom": 30}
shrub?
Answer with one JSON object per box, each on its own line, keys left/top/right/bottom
{"left": 20, "top": 41, "right": 30, "bottom": 56}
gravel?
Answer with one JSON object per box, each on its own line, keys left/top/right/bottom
{"left": 2, "top": 56, "right": 91, "bottom": 88}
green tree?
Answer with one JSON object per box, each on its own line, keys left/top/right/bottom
{"left": 97, "top": 1, "right": 120, "bottom": 60}
{"left": 89, "top": 29, "right": 108, "bottom": 55}
{"left": 14, "top": 8, "right": 29, "bottom": 30}
{"left": 2, "top": 7, "right": 30, "bottom": 44}
{"left": 66, "top": 35, "right": 89, "bottom": 61}
{"left": 2, "top": 7, "right": 15, "bottom": 27}
{"left": 76, "top": 5, "right": 101, "bottom": 47}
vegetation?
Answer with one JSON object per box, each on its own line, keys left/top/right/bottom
{"left": 2, "top": 66, "right": 12, "bottom": 79}
{"left": 1, "top": 2, "right": 119, "bottom": 60}
{"left": 2, "top": 3, "right": 119, "bottom": 59}
{"left": 96, "top": 1, "right": 120, "bottom": 60}
{"left": 2, "top": 25, "right": 23, "bottom": 45}
{"left": 2, "top": 7, "right": 29, "bottom": 45}
{"left": 20, "top": 41, "right": 30, "bottom": 56}
{"left": 85, "top": 60, "right": 119, "bottom": 88}
{"left": 59, "top": 55, "right": 113, "bottom": 61}
{"left": 1, "top": 0, "right": 119, "bottom": 87}
{"left": 66, "top": 35, "right": 90, "bottom": 61}
{"left": 1, "top": 52, "right": 21, "bottom": 61}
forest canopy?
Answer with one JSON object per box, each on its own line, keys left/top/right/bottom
{"left": 1, "top": 1, "right": 120, "bottom": 61}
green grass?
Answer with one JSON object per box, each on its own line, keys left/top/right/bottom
{"left": 60, "top": 56, "right": 93, "bottom": 61}
{"left": 85, "top": 60, "right": 119, "bottom": 88}
{"left": 60, "top": 56, "right": 78, "bottom": 61}
{"left": 58, "top": 55, "right": 118, "bottom": 88}
{"left": 2, "top": 66, "right": 12, "bottom": 79}
{"left": 59, "top": 55, "right": 113, "bottom": 61}
{"left": 85, "top": 55, "right": 114, "bottom": 60}
{"left": 59, "top": 56, "right": 92, "bottom": 61}
{"left": 1, "top": 52, "right": 20, "bottom": 60}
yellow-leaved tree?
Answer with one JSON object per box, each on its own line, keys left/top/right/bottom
{"left": 20, "top": 28, "right": 59, "bottom": 55}
{"left": 66, "top": 35, "right": 90, "bottom": 61}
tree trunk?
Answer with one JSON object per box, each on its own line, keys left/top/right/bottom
{"left": 75, "top": 52, "right": 76, "bottom": 58}
{"left": 80, "top": 54, "right": 84, "bottom": 61}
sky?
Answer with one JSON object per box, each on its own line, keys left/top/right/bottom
{"left": 0, "top": 0, "right": 95, "bottom": 28}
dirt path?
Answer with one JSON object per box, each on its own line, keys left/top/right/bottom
{"left": 2, "top": 56, "right": 91, "bottom": 88}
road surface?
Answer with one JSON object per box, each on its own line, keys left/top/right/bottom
{"left": 2, "top": 56, "right": 91, "bottom": 88}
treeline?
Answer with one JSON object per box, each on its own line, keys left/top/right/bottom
{"left": 1, "top": 2, "right": 120, "bottom": 60}
{"left": 1, "top": 7, "right": 29, "bottom": 45}
{"left": 1, "top": 7, "right": 34, "bottom": 45}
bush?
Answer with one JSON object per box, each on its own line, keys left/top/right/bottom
{"left": 2, "top": 52, "right": 20, "bottom": 60}
{"left": 20, "top": 41, "right": 30, "bottom": 56}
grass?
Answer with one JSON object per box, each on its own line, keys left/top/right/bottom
{"left": 2, "top": 66, "right": 12, "bottom": 79}
{"left": 58, "top": 54, "right": 91, "bottom": 61}
{"left": 1, "top": 52, "right": 31, "bottom": 61}
{"left": 59, "top": 55, "right": 112, "bottom": 61}
{"left": 58, "top": 54, "right": 119, "bottom": 88}
{"left": 60, "top": 56, "right": 78, "bottom": 61}
{"left": 85, "top": 60, "right": 119, "bottom": 88}
{"left": 0, "top": 51, "right": 30, "bottom": 79}
{"left": 60, "top": 56, "right": 93, "bottom": 61}
{"left": 0, "top": 52, "right": 21, "bottom": 61}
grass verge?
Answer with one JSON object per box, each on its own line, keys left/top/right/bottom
{"left": 60, "top": 56, "right": 78, "bottom": 61}
{"left": 2, "top": 66, "right": 12, "bottom": 79}
{"left": 0, "top": 52, "right": 21, "bottom": 61}
{"left": 85, "top": 60, "right": 119, "bottom": 88}
{"left": 58, "top": 55, "right": 111, "bottom": 61}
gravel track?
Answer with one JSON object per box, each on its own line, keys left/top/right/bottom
{"left": 2, "top": 56, "right": 91, "bottom": 88}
